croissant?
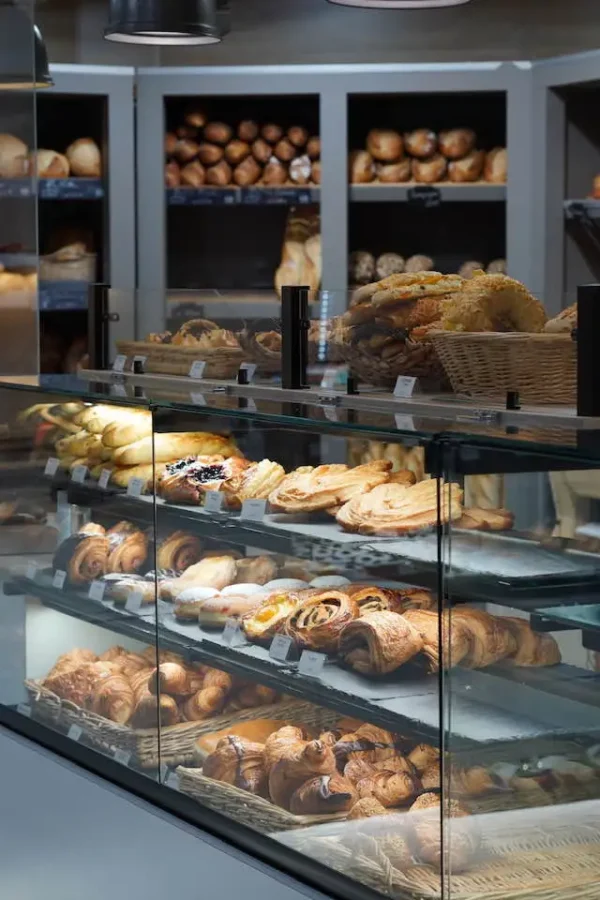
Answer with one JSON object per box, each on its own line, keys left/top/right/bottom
{"left": 357, "top": 769, "right": 421, "bottom": 808}
{"left": 334, "top": 724, "right": 400, "bottom": 767}
{"left": 264, "top": 725, "right": 306, "bottom": 772}
{"left": 90, "top": 673, "right": 135, "bottom": 724}
{"left": 203, "top": 736, "right": 268, "bottom": 796}
{"left": 43, "top": 661, "right": 119, "bottom": 708}
{"left": 46, "top": 648, "right": 97, "bottom": 679}
{"left": 269, "top": 739, "right": 337, "bottom": 809}
{"left": 117, "top": 652, "right": 151, "bottom": 678}
{"left": 344, "top": 758, "right": 378, "bottom": 785}
{"left": 502, "top": 617, "right": 561, "bottom": 667}
{"left": 397, "top": 588, "right": 436, "bottom": 612}
{"left": 451, "top": 608, "right": 517, "bottom": 668}
{"left": 148, "top": 662, "right": 191, "bottom": 697}
{"left": 156, "top": 531, "right": 203, "bottom": 572}
{"left": 182, "top": 687, "right": 227, "bottom": 721}
{"left": 402, "top": 609, "right": 471, "bottom": 672}
{"left": 408, "top": 744, "right": 440, "bottom": 775}
{"left": 284, "top": 589, "right": 358, "bottom": 653}
{"left": 289, "top": 774, "right": 357, "bottom": 815}
{"left": 226, "top": 683, "right": 278, "bottom": 711}
{"left": 129, "top": 669, "right": 179, "bottom": 728}
{"left": 339, "top": 611, "right": 423, "bottom": 675}
{"left": 53, "top": 532, "right": 108, "bottom": 584}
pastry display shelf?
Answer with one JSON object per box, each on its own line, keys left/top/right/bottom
{"left": 534, "top": 604, "right": 600, "bottom": 655}
{"left": 0, "top": 178, "right": 104, "bottom": 201}
{"left": 564, "top": 199, "right": 600, "bottom": 221}
{"left": 8, "top": 569, "right": 593, "bottom": 748}
{"left": 39, "top": 282, "right": 89, "bottom": 312}
{"left": 166, "top": 186, "right": 320, "bottom": 207}
{"left": 349, "top": 183, "right": 506, "bottom": 204}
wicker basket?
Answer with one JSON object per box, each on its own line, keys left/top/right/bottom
{"left": 431, "top": 332, "right": 576, "bottom": 405}
{"left": 25, "top": 679, "right": 310, "bottom": 769}
{"left": 116, "top": 340, "right": 245, "bottom": 380}
{"left": 238, "top": 329, "right": 282, "bottom": 376}
{"left": 39, "top": 252, "right": 96, "bottom": 282}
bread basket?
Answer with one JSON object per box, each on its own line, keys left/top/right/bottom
{"left": 116, "top": 340, "right": 245, "bottom": 380}
{"left": 430, "top": 331, "right": 576, "bottom": 404}
{"left": 238, "top": 326, "right": 282, "bottom": 376}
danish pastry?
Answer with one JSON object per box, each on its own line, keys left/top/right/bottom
{"left": 242, "top": 591, "right": 304, "bottom": 642}
{"left": 347, "top": 585, "right": 408, "bottom": 616}
{"left": 339, "top": 611, "right": 423, "bottom": 675}
{"left": 336, "top": 479, "right": 463, "bottom": 536}
{"left": 269, "top": 461, "right": 392, "bottom": 514}
{"left": 284, "top": 589, "right": 358, "bottom": 653}
{"left": 156, "top": 531, "right": 203, "bottom": 572}
{"left": 157, "top": 456, "right": 251, "bottom": 505}
{"left": 221, "top": 459, "right": 286, "bottom": 508}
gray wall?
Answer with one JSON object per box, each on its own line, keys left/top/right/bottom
{"left": 38, "top": 0, "right": 600, "bottom": 68}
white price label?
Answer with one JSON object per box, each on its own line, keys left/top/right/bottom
{"left": 125, "top": 591, "right": 144, "bottom": 613}
{"left": 112, "top": 383, "right": 127, "bottom": 398}
{"left": 394, "top": 413, "right": 416, "bottom": 432}
{"left": 239, "top": 362, "right": 257, "bottom": 382}
{"left": 53, "top": 570, "right": 66, "bottom": 589}
{"left": 190, "top": 392, "right": 206, "bottom": 406}
{"left": 44, "top": 457, "right": 59, "bottom": 477}
{"left": 17, "top": 703, "right": 31, "bottom": 717}
{"left": 25, "top": 561, "right": 37, "bottom": 581}
{"left": 68, "top": 724, "right": 83, "bottom": 742}
{"left": 394, "top": 375, "right": 417, "bottom": 398}
{"left": 189, "top": 360, "right": 206, "bottom": 379}
{"left": 126, "top": 477, "right": 145, "bottom": 497}
{"left": 320, "top": 368, "right": 338, "bottom": 390}
{"left": 204, "top": 490, "right": 224, "bottom": 513}
{"left": 323, "top": 405, "right": 338, "bottom": 422}
{"left": 113, "top": 748, "right": 131, "bottom": 766}
{"left": 269, "top": 634, "right": 293, "bottom": 662}
{"left": 88, "top": 580, "right": 106, "bottom": 602}
{"left": 240, "top": 498, "right": 267, "bottom": 521}
{"left": 222, "top": 617, "right": 245, "bottom": 647}
{"left": 298, "top": 650, "right": 327, "bottom": 678}
{"left": 98, "top": 468, "right": 112, "bottom": 490}
{"left": 112, "top": 354, "right": 127, "bottom": 373}
{"left": 71, "top": 464, "right": 88, "bottom": 484}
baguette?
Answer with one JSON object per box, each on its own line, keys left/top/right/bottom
{"left": 113, "top": 432, "right": 240, "bottom": 466}
{"left": 102, "top": 411, "right": 153, "bottom": 448}
{"left": 110, "top": 462, "right": 170, "bottom": 491}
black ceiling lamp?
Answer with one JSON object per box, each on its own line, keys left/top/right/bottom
{"left": 105, "top": 0, "right": 230, "bottom": 45}
{"left": 0, "top": 2, "right": 52, "bottom": 90}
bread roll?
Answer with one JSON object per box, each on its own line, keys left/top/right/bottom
{"left": 404, "top": 129, "right": 437, "bottom": 159}
{"left": 274, "top": 138, "right": 296, "bottom": 162}
{"left": 30, "top": 150, "right": 70, "bottom": 178}
{"left": 448, "top": 149, "right": 485, "bottom": 183}
{"left": 0, "top": 134, "right": 28, "bottom": 177}
{"left": 206, "top": 160, "right": 232, "bottom": 186}
{"left": 180, "top": 160, "right": 206, "bottom": 187}
{"left": 376, "top": 159, "right": 411, "bottom": 183}
{"left": 165, "top": 132, "right": 178, "bottom": 157}
{"left": 165, "top": 161, "right": 181, "bottom": 187}
{"left": 233, "top": 156, "right": 261, "bottom": 186}
{"left": 261, "top": 124, "right": 283, "bottom": 144}
{"left": 177, "top": 126, "right": 199, "bottom": 141}
{"left": 252, "top": 138, "right": 272, "bottom": 164}
{"left": 185, "top": 107, "right": 207, "bottom": 129}
{"left": 306, "top": 136, "right": 321, "bottom": 159}
{"left": 366, "top": 129, "right": 403, "bottom": 162}
{"left": 198, "top": 143, "right": 224, "bottom": 166}
{"left": 376, "top": 253, "right": 405, "bottom": 280}
{"left": 349, "top": 250, "right": 375, "bottom": 285}
{"left": 66, "top": 138, "right": 101, "bottom": 177}
{"left": 487, "top": 258, "right": 506, "bottom": 275}
{"left": 204, "top": 122, "right": 233, "bottom": 145}
{"left": 405, "top": 254, "right": 434, "bottom": 273}
{"left": 311, "top": 159, "right": 321, "bottom": 184}
{"left": 238, "top": 120, "right": 259, "bottom": 142}
{"left": 289, "top": 155, "right": 311, "bottom": 185}
{"left": 174, "top": 139, "right": 199, "bottom": 163}
{"left": 225, "top": 140, "right": 251, "bottom": 166}
{"left": 485, "top": 147, "right": 507, "bottom": 183}
{"left": 439, "top": 129, "right": 476, "bottom": 159}
{"left": 288, "top": 126, "right": 308, "bottom": 148}
{"left": 412, "top": 154, "right": 447, "bottom": 183}
{"left": 349, "top": 150, "right": 375, "bottom": 184}
{"left": 262, "top": 158, "right": 287, "bottom": 186}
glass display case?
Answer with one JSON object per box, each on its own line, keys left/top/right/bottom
{"left": 1, "top": 376, "right": 600, "bottom": 900}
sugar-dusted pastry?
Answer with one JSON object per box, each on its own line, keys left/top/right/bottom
{"left": 156, "top": 455, "right": 250, "bottom": 505}
{"left": 451, "top": 607, "right": 517, "bottom": 668}
{"left": 284, "top": 589, "right": 358, "bottom": 653}
{"left": 197, "top": 593, "right": 266, "bottom": 628}
{"left": 502, "top": 616, "right": 561, "bottom": 667}
{"left": 106, "top": 521, "right": 148, "bottom": 574}
{"left": 204, "top": 735, "right": 267, "bottom": 796}
{"left": 339, "top": 611, "right": 423, "bottom": 675}
{"left": 402, "top": 608, "right": 471, "bottom": 672}
{"left": 242, "top": 591, "right": 304, "bottom": 643}
{"left": 434, "top": 272, "right": 546, "bottom": 333}
{"left": 269, "top": 461, "right": 392, "bottom": 514}
{"left": 53, "top": 530, "right": 109, "bottom": 584}
{"left": 456, "top": 507, "right": 514, "bottom": 531}
{"left": 336, "top": 479, "right": 463, "bottom": 536}
{"left": 174, "top": 586, "right": 220, "bottom": 621}
{"left": 221, "top": 459, "right": 286, "bottom": 509}
{"left": 289, "top": 774, "right": 358, "bottom": 815}
{"left": 156, "top": 531, "right": 203, "bottom": 572}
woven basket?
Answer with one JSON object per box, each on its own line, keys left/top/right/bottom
{"left": 39, "top": 252, "right": 96, "bottom": 282}
{"left": 116, "top": 340, "right": 245, "bottom": 380}
{"left": 332, "top": 327, "right": 446, "bottom": 390}
{"left": 431, "top": 332, "right": 576, "bottom": 405}
{"left": 238, "top": 330, "right": 282, "bottom": 376}
{"left": 26, "top": 679, "right": 309, "bottom": 769}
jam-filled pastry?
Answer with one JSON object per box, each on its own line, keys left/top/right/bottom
{"left": 221, "top": 459, "right": 286, "bottom": 508}
{"left": 268, "top": 461, "right": 392, "bottom": 514}
{"left": 402, "top": 609, "right": 471, "bottom": 672}
{"left": 106, "top": 521, "right": 148, "bottom": 574}
{"left": 157, "top": 456, "right": 252, "bottom": 505}
{"left": 451, "top": 607, "right": 517, "bottom": 668}
{"left": 53, "top": 530, "right": 109, "bottom": 584}
{"left": 336, "top": 479, "right": 463, "bottom": 536}
{"left": 203, "top": 735, "right": 268, "bottom": 796}
{"left": 284, "top": 589, "right": 358, "bottom": 653}
{"left": 242, "top": 591, "right": 304, "bottom": 642}
{"left": 456, "top": 507, "right": 514, "bottom": 531}
{"left": 339, "top": 611, "right": 423, "bottom": 675}
{"left": 156, "top": 530, "right": 203, "bottom": 572}
{"left": 502, "top": 616, "right": 561, "bottom": 667}
{"left": 289, "top": 774, "right": 358, "bottom": 815}
{"left": 197, "top": 593, "right": 267, "bottom": 628}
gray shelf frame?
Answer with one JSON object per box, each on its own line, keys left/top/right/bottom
{"left": 135, "top": 62, "right": 531, "bottom": 338}
{"left": 45, "top": 65, "right": 137, "bottom": 344}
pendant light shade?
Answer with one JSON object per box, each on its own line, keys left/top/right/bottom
{"left": 105, "top": 0, "right": 229, "bottom": 45}
{"left": 327, "top": 0, "right": 472, "bottom": 7}
{"left": 0, "top": 3, "right": 52, "bottom": 90}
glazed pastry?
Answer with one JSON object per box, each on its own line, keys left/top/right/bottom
{"left": 148, "top": 662, "right": 191, "bottom": 697}
{"left": 269, "top": 461, "right": 391, "bottom": 514}
{"left": 242, "top": 591, "right": 304, "bottom": 642}
{"left": 106, "top": 523, "right": 148, "bottom": 574}
{"left": 284, "top": 589, "right": 358, "bottom": 653}
{"left": 451, "top": 607, "right": 518, "bottom": 668}
{"left": 339, "top": 611, "right": 423, "bottom": 675}
{"left": 503, "top": 617, "right": 561, "bottom": 667}
{"left": 376, "top": 159, "right": 411, "bottom": 183}
{"left": 53, "top": 531, "right": 109, "bottom": 584}
{"left": 484, "top": 147, "right": 507, "bottom": 183}
{"left": 402, "top": 609, "right": 472, "bottom": 672}
{"left": 203, "top": 736, "right": 267, "bottom": 796}
{"left": 448, "top": 149, "right": 485, "bottom": 182}
{"left": 404, "top": 129, "right": 437, "bottom": 159}
{"left": 347, "top": 585, "right": 409, "bottom": 616}
{"left": 197, "top": 143, "right": 224, "bottom": 166}
{"left": 238, "top": 120, "right": 259, "bottom": 142}
{"left": 408, "top": 743, "right": 440, "bottom": 774}
{"left": 438, "top": 128, "right": 476, "bottom": 159}
{"left": 289, "top": 774, "right": 357, "bottom": 815}
{"left": 235, "top": 555, "right": 278, "bottom": 585}
{"left": 114, "top": 432, "right": 239, "bottom": 467}
{"left": 197, "top": 593, "right": 266, "bottom": 628}
{"left": 269, "top": 737, "right": 337, "bottom": 809}
{"left": 157, "top": 456, "right": 251, "bottom": 505}
{"left": 356, "top": 769, "right": 421, "bottom": 807}
{"left": 221, "top": 459, "right": 286, "bottom": 509}
{"left": 337, "top": 479, "right": 463, "bottom": 536}
{"left": 334, "top": 724, "right": 400, "bottom": 767}
{"left": 456, "top": 507, "right": 514, "bottom": 531}
{"left": 411, "top": 154, "right": 447, "bottom": 183}
{"left": 156, "top": 531, "right": 203, "bottom": 572}
{"left": 347, "top": 797, "right": 388, "bottom": 820}
{"left": 366, "top": 130, "right": 403, "bottom": 162}
{"left": 349, "top": 150, "right": 375, "bottom": 184}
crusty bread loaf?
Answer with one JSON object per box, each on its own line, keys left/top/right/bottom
{"left": 113, "top": 432, "right": 240, "bottom": 466}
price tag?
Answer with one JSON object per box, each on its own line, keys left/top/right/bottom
{"left": 222, "top": 617, "right": 246, "bottom": 647}
{"left": 269, "top": 634, "right": 293, "bottom": 662}
{"left": 112, "top": 383, "right": 127, "bottom": 398}
{"left": 394, "top": 376, "right": 417, "bottom": 398}
{"left": 17, "top": 703, "right": 31, "bottom": 717}
{"left": 68, "top": 724, "right": 82, "bottom": 742}
{"left": 298, "top": 650, "right": 327, "bottom": 678}
{"left": 126, "top": 477, "right": 145, "bottom": 497}
{"left": 189, "top": 360, "right": 206, "bottom": 380}
{"left": 25, "top": 561, "right": 37, "bottom": 581}
{"left": 71, "top": 464, "right": 88, "bottom": 484}
{"left": 190, "top": 392, "right": 206, "bottom": 406}
{"left": 125, "top": 591, "right": 144, "bottom": 613}
{"left": 98, "top": 468, "right": 112, "bottom": 490}
{"left": 394, "top": 413, "right": 416, "bottom": 431}
{"left": 112, "top": 354, "right": 127, "bottom": 373}
{"left": 44, "top": 457, "right": 60, "bottom": 477}
{"left": 113, "top": 748, "right": 131, "bottom": 766}
{"left": 53, "top": 570, "right": 66, "bottom": 589}
{"left": 204, "top": 490, "right": 224, "bottom": 512}
{"left": 239, "top": 362, "right": 257, "bottom": 382}
{"left": 88, "top": 580, "right": 106, "bottom": 602}
{"left": 323, "top": 405, "right": 338, "bottom": 422}
{"left": 407, "top": 185, "right": 442, "bottom": 208}
{"left": 240, "top": 498, "right": 267, "bottom": 521}
{"left": 320, "top": 368, "right": 338, "bottom": 390}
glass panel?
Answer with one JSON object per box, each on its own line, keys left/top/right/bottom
{"left": 443, "top": 439, "right": 600, "bottom": 900}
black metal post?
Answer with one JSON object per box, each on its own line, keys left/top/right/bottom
{"left": 281, "top": 285, "right": 309, "bottom": 389}
{"left": 577, "top": 283, "right": 600, "bottom": 416}
{"left": 87, "top": 283, "right": 111, "bottom": 369}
